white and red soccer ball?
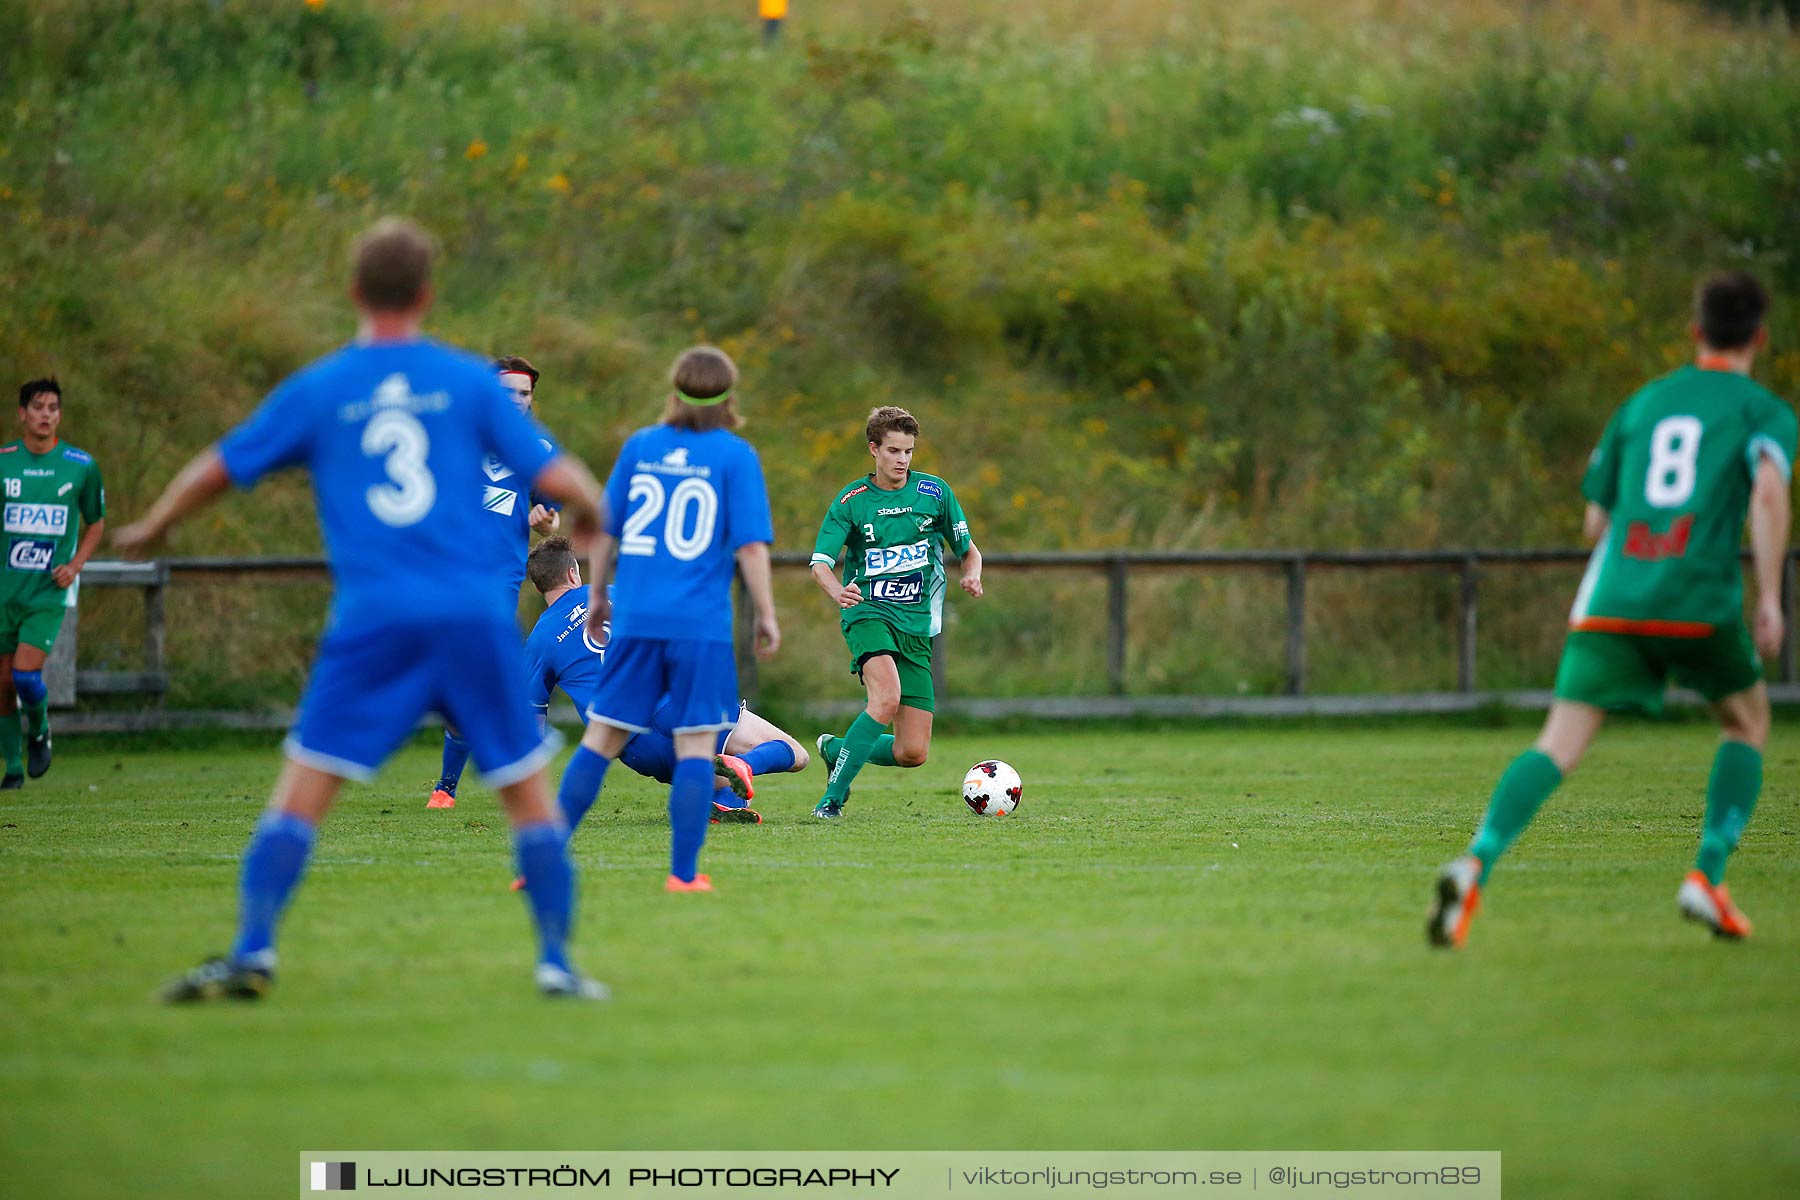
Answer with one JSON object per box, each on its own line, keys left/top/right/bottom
{"left": 962, "top": 760, "right": 1022, "bottom": 816}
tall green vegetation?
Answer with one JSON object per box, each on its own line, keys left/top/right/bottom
{"left": 3, "top": 0, "right": 1796, "bottom": 702}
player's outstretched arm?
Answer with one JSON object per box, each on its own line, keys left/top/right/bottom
{"left": 1749, "top": 455, "right": 1790, "bottom": 659}
{"left": 111, "top": 448, "right": 232, "bottom": 557}
{"left": 959, "top": 543, "right": 984, "bottom": 598}
{"left": 736, "top": 542, "right": 781, "bottom": 659}
{"left": 530, "top": 456, "right": 603, "bottom": 548}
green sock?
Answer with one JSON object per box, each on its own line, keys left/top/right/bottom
{"left": 23, "top": 699, "right": 47, "bottom": 738}
{"left": 0, "top": 716, "right": 21, "bottom": 776}
{"left": 820, "top": 733, "right": 898, "bottom": 769}
{"left": 824, "top": 712, "right": 888, "bottom": 804}
{"left": 1696, "top": 740, "right": 1761, "bottom": 886}
{"left": 1467, "top": 749, "right": 1564, "bottom": 884}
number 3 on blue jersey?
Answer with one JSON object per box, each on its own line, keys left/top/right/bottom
{"left": 363, "top": 409, "right": 436, "bottom": 527}
{"left": 621, "top": 473, "right": 719, "bottom": 561}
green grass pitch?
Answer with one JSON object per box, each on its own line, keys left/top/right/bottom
{"left": 2, "top": 723, "right": 1797, "bottom": 1198}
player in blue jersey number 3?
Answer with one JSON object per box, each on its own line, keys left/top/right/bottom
{"left": 116, "top": 218, "right": 613, "bottom": 1002}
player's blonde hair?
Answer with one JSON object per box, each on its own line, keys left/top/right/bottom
{"left": 662, "top": 346, "right": 744, "bottom": 432}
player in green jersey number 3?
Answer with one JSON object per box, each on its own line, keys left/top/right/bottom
{"left": 1430, "top": 272, "right": 1794, "bottom": 948}
{"left": 809, "top": 406, "right": 983, "bottom": 818}
{"left": 0, "top": 378, "right": 107, "bottom": 788}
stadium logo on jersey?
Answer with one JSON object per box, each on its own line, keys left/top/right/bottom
{"left": 915, "top": 479, "right": 943, "bottom": 498}
{"left": 482, "top": 485, "right": 519, "bottom": 516}
{"left": 870, "top": 571, "right": 924, "bottom": 604}
{"left": 840, "top": 484, "right": 870, "bottom": 503}
{"left": 877, "top": 506, "right": 913, "bottom": 517}
{"left": 483, "top": 455, "right": 515, "bottom": 482}
{"left": 865, "top": 541, "right": 930, "bottom": 577}
{"left": 8, "top": 539, "right": 55, "bottom": 572}
{"left": 3, "top": 503, "right": 68, "bottom": 537}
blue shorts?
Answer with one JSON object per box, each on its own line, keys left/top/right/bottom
{"left": 287, "top": 614, "right": 557, "bottom": 786}
{"left": 646, "top": 695, "right": 742, "bottom": 755}
{"left": 586, "top": 637, "right": 739, "bottom": 736}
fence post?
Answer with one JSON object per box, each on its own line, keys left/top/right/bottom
{"left": 145, "top": 564, "right": 168, "bottom": 708}
{"left": 1458, "top": 555, "right": 1479, "bottom": 693}
{"left": 1285, "top": 556, "right": 1306, "bottom": 696}
{"left": 1107, "top": 556, "right": 1128, "bottom": 695}
{"left": 734, "top": 574, "right": 758, "bottom": 701}
{"left": 1784, "top": 551, "right": 1797, "bottom": 684}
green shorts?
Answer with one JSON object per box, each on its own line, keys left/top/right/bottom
{"left": 1553, "top": 623, "right": 1762, "bottom": 715}
{"left": 0, "top": 591, "right": 67, "bottom": 656}
{"left": 844, "top": 619, "right": 935, "bottom": 713}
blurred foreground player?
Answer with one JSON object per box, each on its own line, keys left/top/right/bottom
{"left": 1430, "top": 271, "right": 1794, "bottom": 948}
{"left": 427, "top": 353, "right": 560, "bottom": 809}
{"left": 115, "top": 218, "right": 610, "bottom": 1000}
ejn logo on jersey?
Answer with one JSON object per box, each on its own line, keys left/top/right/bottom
{"left": 865, "top": 541, "right": 929, "bottom": 577}
{"left": 3, "top": 502, "right": 68, "bottom": 538}
{"left": 8, "top": 539, "right": 55, "bottom": 572}
{"left": 870, "top": 572, "right": 924, "bottom": 604}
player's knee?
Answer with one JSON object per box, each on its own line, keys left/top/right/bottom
{"left": 866, "top": 697, "right": 900, "bottom": 724}
{"left": 1722, "top": 709, "right": 1769, "bottom": 749}
{"left": 894, "top": 744, "right": 928, "bottom": 768}
{"left": 787, "top": 742, "right": 810, "bottom": 772}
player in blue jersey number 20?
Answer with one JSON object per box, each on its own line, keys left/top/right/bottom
{"left": 115, "top": 218, "right": 613, "bottom": 1001}
{"left": 553, "top": 347, "right": 781, "bottom": 893}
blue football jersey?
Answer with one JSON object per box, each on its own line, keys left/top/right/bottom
{"left": 603, "top": 425, "right": 773, "bottom": 644}
{"left": 472, "top": 421, "right": 559, "bottom": 596}
{"left": 523, "top": 585, "right": 607, "bottom": 715}
{"left": 218, "top": 339, "right": 559, "bottom": 624}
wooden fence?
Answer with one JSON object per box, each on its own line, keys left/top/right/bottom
{"left": 60, "top": 549, "right": 1800, "bottom": 729}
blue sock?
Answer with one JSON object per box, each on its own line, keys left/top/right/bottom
{"left": 13, "top": 668, "right": 45, "bottom": 707}
{"left": 740, "top": 740, "right": 795, "bottom": 776}
{"left": 230, "top": 811, "right": 318, "bottom": 969}
{"left": 619, "top": 730, "right": 676, "bottom": 784}
{"left": 514, "top": 822, "right": 574, "bottom": 971}
{"left": 712, "top": 781, "right": 748, "bottom": 810}
{"left": 437, "top": 730, "right": 471, "bottom": 793}
{"left": 669, "top": 758, "right": 714, "bottom": 882}
{"left": 556, "top": 745, "right": 611, "bottom": 835}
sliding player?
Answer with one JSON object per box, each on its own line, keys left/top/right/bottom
{"left": 809, "top": 406, "right": 983, "bottom": 819}
{"left": 522, "top": 535, "right": 808, "bottom": 826}
{"left": 554, "top": 347, "right": 779, "bottom": 892}
{"left": 1429, "top": 271, "right": 1793, "bottom": 948}
{"left": 116, "top": 218, "right": 610, "bottom": 1000}
{"left": 0, "top": 378, "right": 107, "bottom": 786}
{"left": 426, "top": 354, "right": 560, "bottom": 809}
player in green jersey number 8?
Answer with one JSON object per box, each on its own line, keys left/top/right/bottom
{"left": 1430, "top": 271, "right": 1795, "bottom": 948}
{"left": 809, "top": 406, "right": 983, "bottom": 818}
{"left": 0, "top": 378, "right": 107, "bottom": 788}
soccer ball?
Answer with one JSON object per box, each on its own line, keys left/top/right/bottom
{"left": 962, "top": 760, "right": 1022, "bottom": 816}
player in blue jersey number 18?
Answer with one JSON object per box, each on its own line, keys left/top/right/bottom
{"left": 551, "top": 347, "right": 780, "bottom": 892}
{"left": 116, "top": 218, "right": 613, "bottom": 1001}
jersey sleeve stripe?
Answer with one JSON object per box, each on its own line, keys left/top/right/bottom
{"left": 1746, "top": 434, "right": 1792, "bottom": 483}
{"left": 810, "top": 552, "right": 838, "bottom": 568}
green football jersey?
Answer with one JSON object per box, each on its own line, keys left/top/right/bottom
{"left": 0, "top": 440, "right": 106, "bottom": 606}
{"left": 1573, "top": 366, "right": 1796, "bottom": 632}
{"left": 811, "top": 471, "right": 974, "bottom": 638}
